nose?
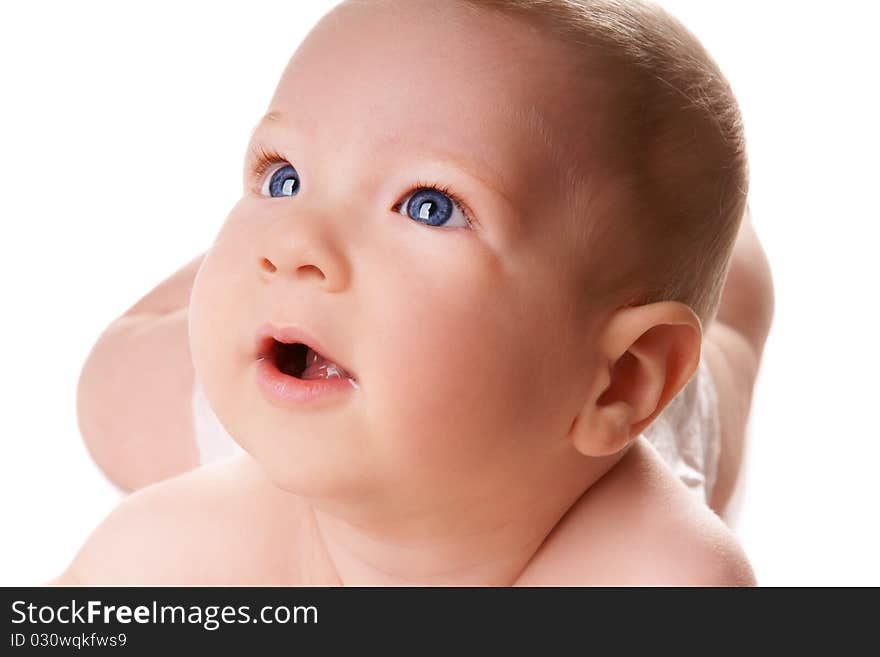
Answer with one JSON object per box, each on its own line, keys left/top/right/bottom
{"left": 259, "top": 209, "right": 351, "bottom": 293}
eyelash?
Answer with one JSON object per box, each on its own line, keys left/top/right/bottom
{"left": 250, "top": 146, "right": 286, "bottom": 181}
{"left": 249, "top": 146, "right": 476, "bottom": 228}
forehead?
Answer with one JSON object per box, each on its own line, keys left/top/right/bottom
{"left": 259, "top": 0, "right": 597, "bottom": 212}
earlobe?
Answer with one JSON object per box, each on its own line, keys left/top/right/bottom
{"left": 568, "top": 301, "right": 702, "bottom": 458}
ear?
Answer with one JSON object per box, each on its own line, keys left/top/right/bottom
{"left": 568, "top": 301, "right": 702, "bottom": 457}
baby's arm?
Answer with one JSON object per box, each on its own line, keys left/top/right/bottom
{"left": 77, "top": 253, "right": 205, "bottom": 491}
{"left": 701, "top": 206, "right": 775, "bottom": 517}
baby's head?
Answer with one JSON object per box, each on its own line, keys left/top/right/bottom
{"left": 189, "top": 0, "right": 746, "bottom": 513}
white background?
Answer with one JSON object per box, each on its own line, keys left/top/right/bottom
{"left": 1, "top": 1, "right": 878, "bottom": 586}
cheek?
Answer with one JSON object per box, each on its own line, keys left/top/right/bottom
{"left": 189, "top": 253, "right": 233, "bottom": 408}
{"left": 188, "top": 223, "right": 261, "bottom": 440}
{"left": 190, "top": 200, "right": 266, "bottom": 362}
{"left": 190, "top": 259, "right": 225, "bottom": 368}
{"left": 361, "top": 246, "right": 561, "bottom": 475}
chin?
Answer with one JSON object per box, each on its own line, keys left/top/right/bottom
{"left": 253, "top": 444, "right": 378, "bottom": 501}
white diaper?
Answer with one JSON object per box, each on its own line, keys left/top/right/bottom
{"left": 641, "top": 358, "right": 721, "bottom": 504}
{"left": 192, "top": 359, "right": 721, "bottom": 504}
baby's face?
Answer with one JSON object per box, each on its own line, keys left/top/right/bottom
{"left": 190, "top": 0, "right": 609, "bottom": 504}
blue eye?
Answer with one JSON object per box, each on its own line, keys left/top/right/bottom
{"left": 262, "top": 163, "right": 301, "bottom": 197}
{"left": 397, "top": 186, "right": 470, "bottom": 229}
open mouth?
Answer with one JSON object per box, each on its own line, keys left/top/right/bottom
{"left": 273, "top": 341, "right": 309, "bottom": 378}
{"left": 261, "top": 338, "right": 356, "bottom": 382}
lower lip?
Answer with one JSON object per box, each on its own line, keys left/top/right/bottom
{"left": 255, "top": 357, "right": 358, "bottom": 407}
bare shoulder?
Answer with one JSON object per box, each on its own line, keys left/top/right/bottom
{"left": 517, "top": 439, "right": 756, "bottom": 587}
{"left": 53, "top": 455, "right": 303, "bottom": 585}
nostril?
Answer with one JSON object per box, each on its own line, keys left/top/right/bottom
{"left": 261, "top": 258, "right": 277, "bottom": 273}
{"left": 297, "top": 264, "right": 324, "bottom": 279}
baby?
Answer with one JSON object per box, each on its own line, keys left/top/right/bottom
{"left": 61, "top": 0, "right": 774, "bottom": 585}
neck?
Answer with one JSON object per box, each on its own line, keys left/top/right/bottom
{"left": 303, "top": 448, "right": 628, "bottom": 586}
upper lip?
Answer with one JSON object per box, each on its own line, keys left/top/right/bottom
{"left": 255, "top": 322, "right": 357, "bottom": 380}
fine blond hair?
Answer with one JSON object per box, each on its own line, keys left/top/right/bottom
{"left": 459, "top": 0, "right": 749, "bottom": 328}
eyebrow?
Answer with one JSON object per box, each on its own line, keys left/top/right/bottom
{"left": 376, "top": 131, "right": 516, "bottom": 205}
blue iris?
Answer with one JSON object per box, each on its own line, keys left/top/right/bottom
{"left": 404, "top": 188, "right": 454, "bottom": 227}
{"left": 268, "top": 164, "right": 301, "bottom": 197}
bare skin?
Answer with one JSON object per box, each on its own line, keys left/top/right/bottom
{"left": 62, "top": 214, "right": 769, "bottom": 586}
{"left": 53, "top": 438, "right": 755, "bottom": 586}
{"left": 78, "top": 213, "right": 770, "bottom": 520}
{"left": 63, "top": 0, "right": 774, "bottom": 585}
